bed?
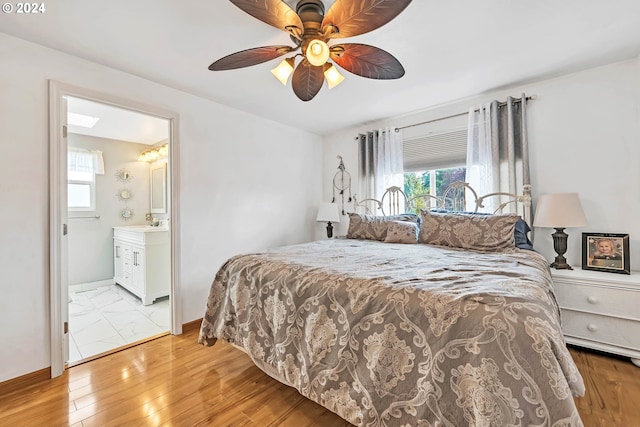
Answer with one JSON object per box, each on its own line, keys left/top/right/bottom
{"left": 198, "top": 183, "right": 585, "bottom": 426}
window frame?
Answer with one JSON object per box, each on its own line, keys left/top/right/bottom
{"left": 67, "top": 149, "right": 98, "bottom": 216}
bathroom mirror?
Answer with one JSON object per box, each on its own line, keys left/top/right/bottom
{"left": 150, "top": 163, "right": 167, "bottom": 214}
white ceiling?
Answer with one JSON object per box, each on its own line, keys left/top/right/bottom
{"left": 2, "top": 0, "right": 640, "bottom": 136}
{"left": 67, "top": 97, "right": 169, "bottom": 145}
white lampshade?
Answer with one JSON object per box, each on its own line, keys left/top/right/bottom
{"left": 316, "top": 203, "right": 340, "bottom": 223}
{"left": 270, "top": 58, "right": 295, "bottom": 85}
{"left": 323, "top": 64, "right": 345, "bottom": 89}
{"left": 533, "top": 193, "right": 587, "bottom": 228}
{"left": 306, "top": 39, "right": 330, "bottom": 66}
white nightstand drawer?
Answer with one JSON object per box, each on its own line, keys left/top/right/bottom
{"left": 554, "top": 281, "right": 640, "bottom": 321}
{"left": 562, "top": 309, "right": 640, "bottom": 350}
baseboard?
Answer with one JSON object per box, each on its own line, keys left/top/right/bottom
{"left": 182, "top": 318, "right": 203, "bottom": 333}
{"left": 69, "top": 278, "right": 114, "bottom": 293}
{"left": 0, "top": 367, "right": 51, "bottom": 397}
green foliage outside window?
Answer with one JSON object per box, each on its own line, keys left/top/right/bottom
{"left": 404, "top": 167, "right": 466, "bottom": 214}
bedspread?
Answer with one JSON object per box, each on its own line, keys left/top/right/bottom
{"left": 199, "top": 239, "right": 585, "bottom": 426}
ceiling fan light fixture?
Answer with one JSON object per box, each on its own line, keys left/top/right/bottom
{"left": 306, "top": 39, "right": 330, "bottom": 66}
{"left": 211, "top": 0, "right": 412, "bottom": 101}
{"left": 324, "top": 64, "right": 345, "bottom": 89}
{"left": 270, "top": 57, "right": 295, "bottom": 85}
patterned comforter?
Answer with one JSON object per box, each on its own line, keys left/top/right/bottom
{"left": 198, "top": 239, "right": 585, "bottom": 426}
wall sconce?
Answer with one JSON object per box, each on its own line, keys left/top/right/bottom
{"left": 138, "top": 143, "right": 169, "bottom": 162}
{"left": 316, "top": 203, "right": 340, "bottom": 238}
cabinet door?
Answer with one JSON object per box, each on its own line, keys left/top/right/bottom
{"left": 114, "top": 241, "right": 129, "bottom": 285}
{"left": 131, "top": 247, "right": 145, "bottom": 293}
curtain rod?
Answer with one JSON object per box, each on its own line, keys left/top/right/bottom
{"left": 393, "top": 95, "right": 536, "bottom": 133}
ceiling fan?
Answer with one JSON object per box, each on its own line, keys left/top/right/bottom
{"left": 209, "top": 0, "right": 412, "bottom": 101}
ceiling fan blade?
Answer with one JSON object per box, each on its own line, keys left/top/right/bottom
{"left": 291, "top": 60, "right": 324, "bottom": 101}
{"left": 209, "top": 46, "right": 294, "bottom": 71}
{"left": 330, "top": 44, "right": 405, "bottom": 79}
{"left": 322, "top": 0, "right": 412, "bottom": 38}
{"left": 230, "top": 0, "right": 303, "bottom": 34}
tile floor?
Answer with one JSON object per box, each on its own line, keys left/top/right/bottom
{"left": 68, "top": 284, "right": 170, "bottom": 363}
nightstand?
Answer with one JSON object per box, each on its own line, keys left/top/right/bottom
{"left": 551, "top": 268, "right": 640, "bottom": 367}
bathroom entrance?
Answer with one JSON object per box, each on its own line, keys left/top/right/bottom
{"left": 49, "top": 81, "right": 180, "bottom": 376}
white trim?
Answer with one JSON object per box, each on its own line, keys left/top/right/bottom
{"left": 49, "top": 82, "right": 66, "bottom": 378}
{"left": 48, "top": 80, "right": 182, "bottom": 378}
{"left": 69, "top": 279, "right": 114, "bottom": 293}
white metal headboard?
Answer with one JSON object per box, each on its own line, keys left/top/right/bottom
{"left": 354, "top": 181, "right": 532, "bottom": 225}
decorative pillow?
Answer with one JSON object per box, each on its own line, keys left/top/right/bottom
{"left": 428, "top": 209, "right": 533, "bottom": 250}
{"left": 514, "top": 219, "right": 534, "bottom": 250}
{"left": 384, "top": 220, "right": 418, "bottom": 244}
{"left": 418, "top": 210, "right": 520, "bottom": 251}
{"left": 347, "top": 213, "right": 418, "bottom": 241}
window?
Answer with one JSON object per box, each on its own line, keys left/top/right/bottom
{"left": 401, "top": 114, "right": 468, "bottom": 214}
{"left": 404, "top": 167, "right": 466, "bottom": 213}
{"left": 68, "top": 148, "right": 104, "bottom": 213}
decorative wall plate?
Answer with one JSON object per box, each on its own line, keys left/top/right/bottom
{"left": 120, "top": 207, "right": 135, "bottom": 220}
{"left": 115, "top": 168, "right": 132, "bottom": 183}
{"left": 117, "top": 189, "right": 133, "bottom": 201}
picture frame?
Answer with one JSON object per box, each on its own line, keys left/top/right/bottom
{"left": 582, "top": 232, "right": 630, "bottom": 274}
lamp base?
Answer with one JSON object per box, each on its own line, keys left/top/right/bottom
{"left": 550, "top": 258, "right": 573, "bottom": 270}
{"left": 326, "top": 221, "right": 334, "bottom": 238}
{"left": 550, "top": 227, "right": 573, "bottom": 270}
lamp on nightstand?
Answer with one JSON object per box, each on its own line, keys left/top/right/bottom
{"left": 533, "top": 193, "right": 587, "bottom": 270}
{"left": 316, "top": 203, "right": 340, "bottom": 238}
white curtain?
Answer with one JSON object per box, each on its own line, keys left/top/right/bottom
{"left": 68, "top": 147, "right": 105, "bottom": 180}
{"left": 466, "top": 94, "right": 530, "bottom": 213}
{"left": 357, "top": 127, "right": 404, "bottom": 213}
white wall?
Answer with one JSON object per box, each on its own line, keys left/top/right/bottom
{"left": 322, "top": 57, "right": 640, "bottom": 268}
{"left": 0, "top": 33, "right": 322, "bottom": 382}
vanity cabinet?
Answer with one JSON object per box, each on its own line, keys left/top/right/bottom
{"left": 113, "top": 226, "right": 170, "bottom": 305}
{"left": 551, "top": 268, "right": 640, "bottom": 367}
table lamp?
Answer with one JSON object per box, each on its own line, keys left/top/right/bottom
{"left": 316, "top": 203, "right": 340, "bottom": 238}
{"left": 533, "top": 193, "right": 587, "bottom": 269}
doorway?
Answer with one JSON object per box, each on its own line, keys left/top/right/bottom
{"left": 49, "top": 81, "right": 182, "bottom": 377}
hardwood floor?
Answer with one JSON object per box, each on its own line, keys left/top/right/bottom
{"left": 569, "top": 347, "right": 640, "bottom": 427}
{"left": 1, "top": 325, "right": 638, "bottom": 427}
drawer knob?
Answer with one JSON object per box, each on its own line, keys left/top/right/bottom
{"left": 587, "top": 324, "right": 598, "bottom": 332}
{"left": 586, "top": 296, "right": 599, "bottom": 304}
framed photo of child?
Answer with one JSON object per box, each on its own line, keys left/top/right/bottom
{"left": 582, "top": 233, "right": 630, "bottom": 274}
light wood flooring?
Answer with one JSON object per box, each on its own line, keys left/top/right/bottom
{"left": 1, "top": 323, "right": 638, "bottom": 427}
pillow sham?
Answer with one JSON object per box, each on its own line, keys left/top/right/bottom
{"left": 428, "top": 209, "right": 533, "bottom": 250}
{"left": 347, "top": 213, "right": 418, "bottom": 241}
{"left": 418, "top": 210, "right": 520, "bottom": 251}
{"left": 384, "top": 220, "right": 418, "bottom": 244}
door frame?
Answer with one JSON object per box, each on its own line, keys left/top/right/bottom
{"left": 49, "top": 80, "right": 182, "bottom": 378}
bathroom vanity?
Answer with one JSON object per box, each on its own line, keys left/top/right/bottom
{"left": 113, "top": 225, "right": 170, "bottom": 305}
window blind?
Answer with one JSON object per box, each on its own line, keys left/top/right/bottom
{"left": 403, "top": 127, "right": 468, "bottom": 172}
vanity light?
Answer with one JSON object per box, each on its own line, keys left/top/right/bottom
{"left": 138, "top": 143, "right": 169, "bottom": 162}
